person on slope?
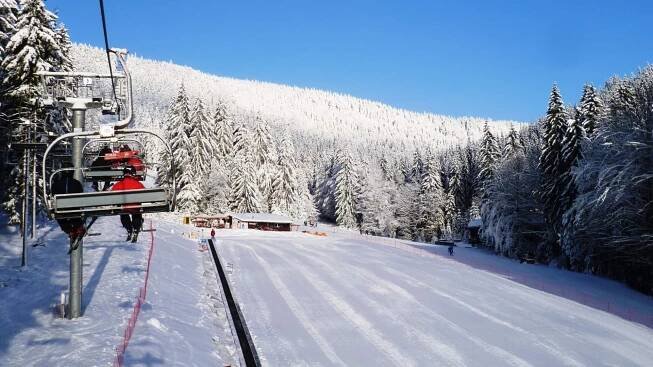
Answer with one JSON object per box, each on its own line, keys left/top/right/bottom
{"left": 210, "top": 228, "right": 216, "bottom": 239}
{"left": 111, "top": 165, "right": 145, "bottom": 242}
{"left": 51, "top": 170, "right": 86, "bottom": 242}
{"left": 448, "top": 244, "right": 455, "bottom": 256}
{"left": 90, "top": 145, "right": 113, "bottom": 191}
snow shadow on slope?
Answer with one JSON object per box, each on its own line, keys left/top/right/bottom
{"left": 0, "top": 217, "right": 73, "bottom": 356}
{"left": 412, "top": 243, "right": 653, "bottom": 328}
{"left": 82, "top": 243, "right": 134, "bottom": 312}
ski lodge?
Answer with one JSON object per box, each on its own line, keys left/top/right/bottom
{"left": 230, "top": 213, "right": 298, "bottom": 231}
{"left": 186, "top": 213, "right": 298, "bottom": 231}
{"left": 189, "top": 214, "right": 230, "bottom": 228}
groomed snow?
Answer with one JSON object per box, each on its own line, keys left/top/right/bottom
{"left": 216, "top": 228, "right": 653, "bottom": 367}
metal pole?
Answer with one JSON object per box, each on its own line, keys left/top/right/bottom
{"left": 21, "top": 148, "right": 29, "bottom": 267}
{"left": 69, "top": 108, "right": 86, "bottom": 319}
{"left": 31, "top": 145, "right": 37, "bottom": 239}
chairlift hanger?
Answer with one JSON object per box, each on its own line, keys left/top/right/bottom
{"left": 36, "top": 50, "right": 133, "bottom": 129}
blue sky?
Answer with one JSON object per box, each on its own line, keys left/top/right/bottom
{"left": 48, "top": 0, "right": 653, "bottom": 122}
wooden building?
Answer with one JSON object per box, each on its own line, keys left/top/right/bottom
{"left": 190, "top": 214, "right": 231, "bottom": 228}
{"left": 466, "top": 218, "right": 482, "bottom": 245}
{"left": 230, "top": 213, "right": 297, "bottom": 231}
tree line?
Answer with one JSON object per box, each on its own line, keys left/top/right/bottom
{"left": 0, "top": 0, "right": 72, "bottom": 223}
{"left": 154, "top": 85, "right": 315, "bottom": 221}
{"left": 479, "top": 70, "right": 652, "bottom": 295}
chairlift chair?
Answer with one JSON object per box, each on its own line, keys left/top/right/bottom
{"left": 42, "top": 128, "right": 176, "bottom": 220}
{"left": 82, "top": 137, "right": 147, "bottom": 182}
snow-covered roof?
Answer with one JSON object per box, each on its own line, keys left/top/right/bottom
{"left": 231, "top": 213, "right": 294, "bottom": 224}
{"left": 192, "top": 214, "right": 230, "bottom": 219}
{"left": 468, "top": 218, "right": 482, "bottom": 228}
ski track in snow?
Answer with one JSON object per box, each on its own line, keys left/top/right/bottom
{"left": 318, "top": 239, "right": 584, "bottom": 367}
{"left": 217, "top": 229, "right": 653, "bottom": 367}
{"left": 374, "top": 249, "right": 653, "bottom": 366}
{"left": 253, "top": 240, "right": 467, "bottom": 367}
{"left": 277, "top": 239, "right": 531, "bottom": 367}
{"left": 246, "top": 246, "right": 348, "bottom": 366}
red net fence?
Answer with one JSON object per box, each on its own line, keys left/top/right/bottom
{"left": 114, "top": 221, "right": 156, "bottom": 367}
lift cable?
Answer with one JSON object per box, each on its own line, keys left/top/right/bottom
{"left": 98, "top": 0, "right": 118, "bottom": 107}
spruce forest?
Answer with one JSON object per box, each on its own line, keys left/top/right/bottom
{"left": 0, "top": 0, "right": 651, "bottom": 296}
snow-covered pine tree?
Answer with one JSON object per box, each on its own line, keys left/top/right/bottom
{"left": 0, "top": 0, "right": 18, "bottom": 56}
{"left": 480, "top": 125, "right": 546, "bottom": 256}
{"left": 335, "top": 150, "right": 358, "bottom": 228}
{"left": 274, "top": 137, "right": 299, "bottom": 214}
{"left": 315, "top": 153, "right": 338, "bottom": 222}
{"left": 157, "top": 85, "right": 190, "bottom": 191}
{"left": 502, "top": 124, "right": 521, "bottom": 157}
{"left": 189, "top": 98, "right": 214, "bottom": 177}
{"left": 232, "top": 115, "right": 249, "bottom": 156}
{"left": 420, "top": 153, "right": 441, "bottom": 193}
{"left": 251, "top": 116, "right": 273, "bottom": 167}
{"left": 168, "top": 88, "right": 195, "bottom": 212}
{"left": 577, "top": 84, "right": 601, "bottom": 137}
{"left": 478, "top": 122, "right": 500, "bottom": 182}
{"left": 442, "top": 188, "right": 457, "bottom": 239}
{"left": 559, "top": 114, "right": 585, "bottom": 212}
{"left": 409, "top": 149, "right": 423, "bottom": 183}
{"left": 53, "top": 24, "right": 73, "bottom": 72}
{"left": 231, "top": 150, "right": 262, "bottom": 213}
{"left": 0, "top": 0, "right": 18, "bottom": 198}
{"left": 1, "top": 0, "right": 69, "bottom": 99}
{"left": 250, "top": 118, "right": 278, "bottom": 212}
{"left": 538, "top": 84, "right": 569, "bottom": 250}
{"left": 213, "top": 101, "right": 232, "bottom": 159}
{"left": 414, "top": 154, "right": 443, "bottom": 242}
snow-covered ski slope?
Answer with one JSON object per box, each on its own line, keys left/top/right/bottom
{"left": 0, "top": 216, "right": 236, "bottom": 366}
{"left": 217, "top": 228, "right": 653, "bottom": 367}
{"left": 2, "top": 217, "right": 652, "bottom": 366}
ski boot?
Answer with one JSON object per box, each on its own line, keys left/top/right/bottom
{"left": 131, "top": 231, "right": 139, "bottom": 243}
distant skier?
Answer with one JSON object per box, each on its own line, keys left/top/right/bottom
{"left": 210, "top": 228, "right": 216, "bottom": 239}
{"left": 111, "top": 166, "right": 145, "bottom": 242}
{"left": 51, "top": 171, "right": 86, "bottom": 241}
{"left": 448, "top": 244, "right": 454, "bottom": 256}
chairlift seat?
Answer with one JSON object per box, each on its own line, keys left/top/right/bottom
{"left": 51, "top": 188, "right": 169, "bottom": 219}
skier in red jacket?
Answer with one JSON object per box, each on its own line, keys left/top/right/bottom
{"left": 111, "top": 165, "right": 145, "bottom": 242}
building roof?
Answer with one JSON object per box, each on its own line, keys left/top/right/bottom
{"left": 468, "top": 218, "right": 482, "bottom": 228}
{"left": 192, "top": 214, "right": 230, "bottom": 219}
{"left": 231, "top": 213, "right": 294, "bottom": 224}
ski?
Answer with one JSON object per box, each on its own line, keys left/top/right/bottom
{"left": 68, "top": 216, "right": 98, "bottom": 254}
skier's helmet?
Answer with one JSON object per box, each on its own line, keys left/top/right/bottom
{"left": 124, "top": 165, "right": 137, "bottom": 176}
